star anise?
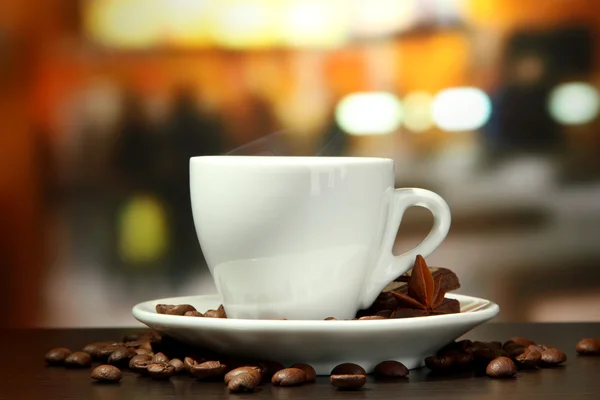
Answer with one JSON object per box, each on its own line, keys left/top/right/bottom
{"left": 389, "top": 255, "right": 460, "bottom": 318}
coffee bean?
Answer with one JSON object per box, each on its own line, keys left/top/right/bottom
{"left": 472, "top": 348, "right": 497, "bottom": 364}
{"left": 272, "top": 368, "right": 307, "bottom": 386}
{"left": 129, "top": 354, "right": 152, "bottom": 373}
{"left": 184, "top": 311, "right": 203, "bottom": 317}
{"left": 95, "top": 344, "right": 123, "bottom": 360}
{"left": 373, "top": 360, "right": 409, "bottom": 379}
{"left": 510, "top": 336, "right": 536, "bottom": 347}
{"left": 45, "top": 348, "right": 72, "bottom": 365}
{"left": 65, "top": 351, "right": 92, "bottom": 368}
{"left": 189, "top": 360, "right": 227, "bottom": 380}
{"left": 156, "top": 304, "right": 174, "bottom": 314}
{"left": 528, "top": 344, "right": 545, "bottom": 354}
{"left": 486, "top": 357, "right": 517, "bottom": 378}
{"left": 425, "top": 355, "right": 455, "bottom": 371}
{"left": 576, "top": 338, "right": 600, "bottom": 355}
{"left": 183, "top": 356, "right": 201, "bottom": 371}
{"left": 290, "top": 363, "right": 316, "bottom": 382}
{"left": 324, "top": 317, "right": 337, "bottom": 321}
{"left": 152, "top": 352, "right": 169, "bottom": 363}
{"left": 204, "top": 305, "right": 227, "bottom": 318}
{"left": 330, "top": 363, "right": 366, "bottom": 375}
{"left": 224, "top": 366, "right": 262, "bottom": 385}
{"left": 136, "top": 341, "right": 153, "bottom": 352}
{"left": 122, "top": 332, "right": 144, "bottom": 342}
{"left": 358, "top": 315, "right": 386, "bottom": 320}
{"left": 258, "top": 361, "right": 284, "bottom": 381}
{"left": 227, "top": 369, "right": 260, "bottom": 393}
{"left": 330, "top": 374, "right": 366, "bottom": 390}
{"left": 147, "top": 362, "right": 175, "bottom": 380}
{"left": 504, "top": 344, "right": 526, "bottom": 358}
{"left": 540, "top": 348, "right": 567, "bottom": 366}
{"left": 107, "top": 347, "right": 136, "bottom": 365}
{"left": 91, "top": 365, "right": 122, "bottom": 383}
{"left": 135, "top": 348, "right": 152, "bottom": 356}
{"left": 375, "top": 310, "right": 393, "bottom": 318}
{"left": 165, "top": 304, "right": 197, "bottom": 316}
{"left": 168, "top": 358, "right": 185, "bottom": 373}
{"left": 514, "top": 349, "right": 541, "bottom": 369}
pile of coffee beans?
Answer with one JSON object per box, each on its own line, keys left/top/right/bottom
{"left": 44, "top": 330, "right": 600, "bottom": 390}
{"left": 44, "top": 330, "right": 407, "bottom": 391}
{"left": 423, "top": 336, "right": 568, "bottom": 379}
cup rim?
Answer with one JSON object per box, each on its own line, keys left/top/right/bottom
{"left": 190, "top": 155, "right": 393, "bottom": 166}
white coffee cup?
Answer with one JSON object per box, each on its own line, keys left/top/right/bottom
{"left": 190, "top": 156, "right": 451, "bottom": 320}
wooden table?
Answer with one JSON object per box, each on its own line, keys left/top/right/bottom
{"left": 2, "top": 323, "right": 600, "bottom": 399}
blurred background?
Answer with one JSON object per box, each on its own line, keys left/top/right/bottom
{"left": 2, "top": 0, "right": 600, "bottom": 328}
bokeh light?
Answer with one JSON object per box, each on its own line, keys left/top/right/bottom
{"left": 548, "top": 82, "right": 600, "bottom": 125}
{"left": 335, "top": 92, "right": 403, "bottom": 135}
{"left": 402, "top": 91, "right": 434, "bottom": 132}
{"left": 432, "top": 87, "right": 492, "bottom": 131}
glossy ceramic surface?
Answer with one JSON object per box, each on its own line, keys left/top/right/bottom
{"left": 189, "top": 156, "right": 451, "bottom": 319}
{"left": 133, "top": 293, "right": 499, "bottom": 375}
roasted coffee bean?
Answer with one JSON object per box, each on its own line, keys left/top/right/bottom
{"left": 147, "top": 362, "right": 175, "bottom": 380}
{"left": 122, "top": 332, "right": 144, "bottom": 342}
{"left": 91, "top": 365, "right": 122, "bottom": 383}
{"left": 227, "top": 369, "right": 260, "bottom": 393}
{"left": 324, "top": 317, "right": 337, "bottom": 321}
{"left": 514, "top": 349, "right": 541, "bottom": 369}
{"left": 45, "top": 348, "right": 72, "bottom": 365}
{"left": 425, "top": 355, "right": 455, "bottom": 371}
{"left": 107, "top": 347, "right": 136, "bottom": 365}
{"left": 486, "top": 357, "right": 517, "bottom": 378}
{"left": 528, "top": 344, "right": 546, "bottom": 354}
{"left": 204, "top": 305, "right": 227, "bottom": 318}
{"left": 576, "top": 338, "right": 600, "bottom": 355}
{"left": 330, "top": 374, "right": 367, "bottom": 390}
{"left": 135, "top": 348, "right": 152, "bottom": 356}
{"left": 504, "top": 343, "right": 526, "bottom": 358}
{"left": 183, "top": 356, "right": 201, "bottom": 371}
{"left": 540, "top": 348, "right": 567, "bottom": 366}
{"left": 152, "top": 352, "right": 169, "bottom": 363}
{"left": 137, "top": 341, "right": 153, "bottom": 352}
{"left": 95, "top": 344, "right": 123, "bottom": 360}
{"left": 165, "top": 304, "right": 197, "bottom": 316}
{"left": 168, "top": 358, "right": 185, "bottom": 373}
{"left": 129, "top": 354, "right": 152, "bottom": 373}
{"left": 456, "top": 340, "right": 475, "bottom": 353}
{"left": 453, "top": 352, "right": 473, "bottom": 369}
{"left": 184, "top": 311, "right": 203, "bottom": 317}
{"left": 510, "top": 336, "right": 536, "bottom": 347}
{"left": 290, "top": 363, "right": 316, "bottom": 382}
{"left": 272, "top": 368, "right": 307, "bottom": 386}
{"left": 258, "top": 361, "right": 285, "bottom": 381}
{"left": 224, "top": 366, "right": 262, "bottom": 385}
{"left": 331, "top": 363, "right": 366, "bottom": 375}
{"left": 375, "top": 310, "right": 393, "bottom": 318}
{"left": 374, "top": 360, "right": 409, "bottom": 378}
{"left": 358, "top": 315, "right": 386, "bottom": 320}
{"left": 65, "top": 351, "right": 92, "bottom": 368}
{"left": 472, "top": 348, "right": 497, "bottom": 365}
{"left": 189, "top": 360, "right": 227, "bottom": 380}
{"left": 156, "top": 304, "right": 174, "bottom": 314}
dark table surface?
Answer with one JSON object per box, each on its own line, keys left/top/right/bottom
{"left": 2, "top": 323, "right": 600, "bottom": 400}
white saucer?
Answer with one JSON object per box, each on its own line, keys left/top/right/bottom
{"left": 132, "top": 294, "right": 499, "bottom": 375}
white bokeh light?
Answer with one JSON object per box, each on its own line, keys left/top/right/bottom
{"left": 432, "top": 87, "right": 491, "bottom": 132}
{"left": 335, "top": 92, "right": 403, "bottom": 135}
{"left": 548, "top": 82, "right": 600, "bottom": 125}
{"left": 402, "top": 91, "right": 434, "bottom": 132}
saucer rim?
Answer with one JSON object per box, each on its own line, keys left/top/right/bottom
{"left": 132, "top": 293, "right": 500, "bottom": 330}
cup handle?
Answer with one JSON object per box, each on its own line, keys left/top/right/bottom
{"left": 359, "top": 188, "right": 451, "bottom": 309}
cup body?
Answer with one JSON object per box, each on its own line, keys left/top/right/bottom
{"left": 190, "top": 156, "right": 395, "bottom": 320}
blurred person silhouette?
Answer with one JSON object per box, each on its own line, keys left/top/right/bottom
{"left": 483, "top": 52, "right": 562, "bottom": 163}
{"left": 157, "top": 85, "right": 225, "bottom": 285}
{"left": 108, "top": 90, "right": 169, "bottom": 283}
